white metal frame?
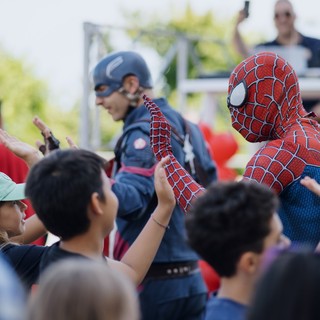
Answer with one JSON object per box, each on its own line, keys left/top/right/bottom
{"left": 80, "top": 22, "right": 320, "bottom": 151}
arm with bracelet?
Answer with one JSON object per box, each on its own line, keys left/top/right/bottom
{"left": 107, "top": 155, "right": 176, "bottom": 285}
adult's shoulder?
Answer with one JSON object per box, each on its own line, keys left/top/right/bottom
{"left": 1, "top": 243, "right": 47, "bottom": 258}
{"left": 300, "top": 33, "right": 320, "bottom": 45}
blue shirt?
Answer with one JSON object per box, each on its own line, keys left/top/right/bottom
{"left": 204, "top": 295, "right": 247, "bottom": 320}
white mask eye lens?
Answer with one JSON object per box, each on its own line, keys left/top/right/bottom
{"left": 228, "top": 81, "right": 247, "bottom": 108}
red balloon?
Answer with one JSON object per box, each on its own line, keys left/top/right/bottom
{"left": 198, "top": 123, "right": 239, "bottom": 181}
{"left": 198, "top": 122, "right": 214, "bottom": 142}
{"left": 199, "top": 260, "right": 220, "bottom": 294}
{"left": 210, "top": 132, "right": 239, "bottom": 165}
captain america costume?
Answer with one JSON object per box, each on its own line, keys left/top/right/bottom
{"left": 92, "top": 50, "right": 218, "bottom": 320}
{"left": 111, "top": 97, "right": 217, "bottom": 320}
{"left": 143, "top": 51, "right": 320, "bottom": 248}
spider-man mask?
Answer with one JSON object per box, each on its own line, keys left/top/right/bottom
{"left": 227, "top": 52, "right": 307, "bottom": 142}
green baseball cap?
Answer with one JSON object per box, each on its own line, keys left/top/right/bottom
{"left": 0, "top": 172, "right": 26, "bottom": 202}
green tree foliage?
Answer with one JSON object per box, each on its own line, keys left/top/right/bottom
{"left": 117, "top": 5, "right": 250, "bottom": 159}
{"left": 0, "top": 51, "right": 47, "bottom": 135}
{"left": 123, "top": 4, "right": 238, "bottom": 94}
{"left": 0, "top": 49, "right": 78, "bottom": 147}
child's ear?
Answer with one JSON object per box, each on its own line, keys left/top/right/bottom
{"left": 238, "top": 251, "right": 261, "bottom": 274}
{"left": 89, "top": 192, "right": 104, "bottom": 216}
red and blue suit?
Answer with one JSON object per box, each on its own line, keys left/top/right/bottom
{"left": 227, "top": 52, "right": 320, "bottom": 248}
{"left": 143, "top": 52, "right": 320, "bottom": 249}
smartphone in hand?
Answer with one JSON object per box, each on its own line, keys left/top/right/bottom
{"left": 244, "top": 1, "right": 250, "bottom": 18}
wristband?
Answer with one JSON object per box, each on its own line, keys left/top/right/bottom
{"left": 151, "top": 214, "right": 170, "bottom": 230}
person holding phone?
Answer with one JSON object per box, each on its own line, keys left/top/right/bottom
{"left": 243, "top": 1, "right": 250, "bottom": 18}
{"left": 232, "top": 0, "right": 320, "bottom": 112}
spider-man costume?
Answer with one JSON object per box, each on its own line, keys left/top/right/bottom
{"left": 143, "top": 95, "right": 205, "bottom": 213}
{"left": 143, "top": 51, "right": 320, "bottom": 248}
{"left": 227, "top": 52, "right": 320, "bottom": 248}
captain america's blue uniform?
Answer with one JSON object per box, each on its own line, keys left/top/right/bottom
{"left": 111, "top": 97, "right": 217, "bottom": 320}
{"left": 93, "top": 50, "right": 217, "bottom": 320}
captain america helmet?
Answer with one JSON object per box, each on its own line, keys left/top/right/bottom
{"left": 93, "top": 51, "right": 153, "bottom": 97}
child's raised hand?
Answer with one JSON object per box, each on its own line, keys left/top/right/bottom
{"left": 300, "top": 176, "right": 320, "bottom": 197}
{"left": 0, "top": 129, "right": 41, "bottom": 167}
{"left": 154, "top": 156, "right": 176, "bottom": 211}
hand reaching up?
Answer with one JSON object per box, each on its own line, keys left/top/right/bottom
{"left": 154, "top": 156, "right": 176, "bottom": 212}
{"left": 0, "top": 129, "right": 41, "bottom": 167}
{"left": 65, "top": 136, "right": 79, "bottom": 149}
{"left": 33, "top": 116, "right": 60, "bottom": 155}
{"left": 300, "top": 176, "right": 320, "bottom": 197}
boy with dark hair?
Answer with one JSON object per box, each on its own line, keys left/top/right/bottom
{"left": 185, "top": 180, "right": 289, "bottom": 319}
{"left": 25, "top": 148, "right": 175, "bottom": 285}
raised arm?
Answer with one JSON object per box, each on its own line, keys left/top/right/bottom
{"left": 108, "top": 156, "right": 175, "bottom": 285}
{"left": 35, "top": 119, "right": 113, "bottom": 174}
{"left": 0, "top": 129, "right": 41, "bottom": 168}
{"left": 143, "top": 94, "right": 205, "bottom": 213}
{"left": 10, "top": 214, "right": 47, "bottom": 244}
{"left": 0, "top": 129, "right": 47, "bottom": 243}
{"left": 232, "top": 10, "right": 251, "bottom": 59}
{"left": 33, "top": 116, "right": 60, "bottom": 155}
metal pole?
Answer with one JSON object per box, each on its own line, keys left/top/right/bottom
{"left": 91, "top": 32, "right": 107, "bottom": 151}
{"left": 80, "top": 22, "right": 93, "bottom": 149}
{"left": 176, "top": 36, "right": 188, "bottom": 113}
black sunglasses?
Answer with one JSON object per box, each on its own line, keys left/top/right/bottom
{"left": 274, "top": 11, "right": 292, "bottom": 19}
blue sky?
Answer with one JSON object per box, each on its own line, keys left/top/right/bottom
{"left": 0, "top": 0, "right": 319, "bottom": 109}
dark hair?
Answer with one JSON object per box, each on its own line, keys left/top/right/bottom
{"left": 248, "top": 250, "right": 320, "bottom": 320}
{"left": 25, "top": 149, "right": 106, "bottom": 240}
{"left": 185, "top": 180, "right": 279, "bottom": 277}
